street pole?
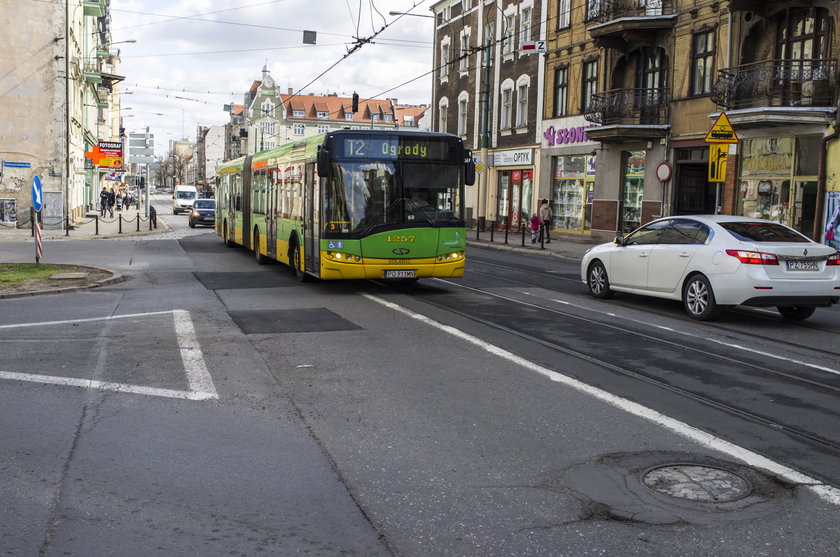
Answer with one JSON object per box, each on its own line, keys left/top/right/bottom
{"left": 479, "top": 38, "right": 491, "bottom": 232}
{"left": 65, "top": 0, "right": 71, "bottom": 235}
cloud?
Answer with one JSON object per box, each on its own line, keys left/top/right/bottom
{"left": 110, "top": 0, "right": 434, "bottom": 155}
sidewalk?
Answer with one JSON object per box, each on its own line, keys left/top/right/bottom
{"left": 466, "top": 228, "right": 598, "bottom": 261}
{"left": 0, "top": 206, "right": 168, "bottom": 242}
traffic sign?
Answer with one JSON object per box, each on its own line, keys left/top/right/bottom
{"left": 708, "top": 144, "right": 728, "bottom": 182}
{"left": 522, "top": 40, "right": 546, "bottom": 53}
{"left": 704, "top": 112, "right": 738, "bottom": 144}
{"left": 32, "top": 175, "right": 43, "bottom": 212}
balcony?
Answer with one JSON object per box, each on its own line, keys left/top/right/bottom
{"left": 588, "top": 0, "right": 677, "bottom": 48}
{"left": 83, "top": 61, "right": 102, "bottom": 84}
{"left": 584, "top": 88, "right": 669, "bottom": 142}
{"left": 711, "top": 59, "right": 837, "bottom": 120}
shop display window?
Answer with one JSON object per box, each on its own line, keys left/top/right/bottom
{"left": 551, "top": 154, "right": 594, "bottom": 233}
{"left": 496, "top": 170, "right": 533, "bottom": 230}
{"left": 620, "top": 151, "right": 646, "bottom": 233}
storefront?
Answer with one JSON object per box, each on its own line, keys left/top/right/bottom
{"left": 494, "top": 148, "right": 534, "bottom": 231}
{"left": 735, "top": 135, "right": 821, "bottom": 237}
{"left": 539, "top": 116, "right": 598, "bottom": 235}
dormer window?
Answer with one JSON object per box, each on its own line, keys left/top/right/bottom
{"left": 383, "top": 114, "right": 393, "bottom": 122}
{"left": 345, "top": 113, "right": 354, "bottom": 120}
{"left": 316, "top": 111, "right": 328, "bottom": 119}
{"left": 292, "top": 109, "right": 305, "bottom": 117}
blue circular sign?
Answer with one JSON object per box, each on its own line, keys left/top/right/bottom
{"left": 31, "top": 175, "right": 43, "bottom": 212}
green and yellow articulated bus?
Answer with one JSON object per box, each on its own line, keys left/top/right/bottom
{"left": 215, "top": 129, "right": 475, "bottom": 281}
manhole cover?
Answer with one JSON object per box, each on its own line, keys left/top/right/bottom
{"left": 642, "top": 464, "right": 752, "bottom": 502}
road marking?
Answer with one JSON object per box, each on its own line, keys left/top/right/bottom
{"left": 0, "top": 310, "right": 217, "bottom": 401}
{"left": 363, "top": 293, "right": 840, "bottom": 506}
{"left": 546, "top": 297, "right": 840, "bottom": 376}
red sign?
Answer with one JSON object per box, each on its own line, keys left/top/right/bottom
{"left": 85, "top": 141, "right": 123, "bottom": 169}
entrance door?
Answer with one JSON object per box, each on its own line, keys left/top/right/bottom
{"left": 303, "top": 162, "right": 319, "bottom": 274}
{"left": 793, "top": 180, "right": 818, "bottom": 238}
{"left": 676, "top": 164, "right": 715, "bottom": 214}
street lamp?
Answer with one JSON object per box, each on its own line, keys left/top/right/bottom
{"left": 388, "top": 11, "right": 435, "bottom": 18}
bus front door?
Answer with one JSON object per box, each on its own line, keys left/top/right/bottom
{"left": 304, "top": 162, "right": 320, "bottom": 275}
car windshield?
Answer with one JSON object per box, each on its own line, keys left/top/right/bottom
{"left": 194, "top": 199, "right": 215, "bottom": 209}
{"left": 720, "top": 222, "right": 810, "bottom": 243}
{"left": 177, "top": 191, "right": 196, "bottom": 199}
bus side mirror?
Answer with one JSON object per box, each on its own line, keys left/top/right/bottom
{"left": 317, "top": 146, "right": 330, "bottom": 177}
{"left": 464, "top": 157, "right": 476, "bottom": 186}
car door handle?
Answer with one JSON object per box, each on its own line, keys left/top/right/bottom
{"left": 638, "top": 253, "right": 648, "bottom": 258}
{"left": 679, "top": 252, "right": 691, "bottom": 258}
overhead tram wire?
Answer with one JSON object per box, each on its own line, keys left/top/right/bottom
{"left": 112, "top": 0, "right": 288, "bottom": 30}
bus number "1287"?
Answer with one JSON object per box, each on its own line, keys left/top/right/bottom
{"left": 386, "top": 235, "right": 416, "bottom": 242}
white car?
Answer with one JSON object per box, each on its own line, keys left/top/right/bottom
{"left": 581, "top": 215, "right": 840, "bottom": 321}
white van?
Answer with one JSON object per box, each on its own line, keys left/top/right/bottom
{"left": 172, "top": 184, "right": 198, "bottom": 214}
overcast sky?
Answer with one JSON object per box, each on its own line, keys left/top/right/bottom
{"left": 109, "top": 0, "right": 435, "bottom": 156}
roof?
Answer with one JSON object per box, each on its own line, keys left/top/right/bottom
{"left": 279, "top": 93, "right": 395, "bottom": 124}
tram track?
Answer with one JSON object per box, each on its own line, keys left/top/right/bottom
{"left": 374, "top": 273, "right": 840, "bottom": 485}
{"left": 466, "top": 256, "right": 840, "bottom": 359}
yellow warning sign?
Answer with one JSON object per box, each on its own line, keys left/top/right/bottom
{"left": 708, "top": 144, "right": 728, "bottom": 182}
{"left": 705, "top": 112, "right": 738, "bottom": 144}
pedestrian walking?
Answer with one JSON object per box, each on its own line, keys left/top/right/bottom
{"left": 99, "top": 186, "right": 109, "bottom": 217}
{"left": 123, "top": 193, "right": 132, "bottom": 211}
{"left": 116, "top": 192, "right": 123, "bottom": 212}
{"left": 108, "top": 187, "right": 116, "bottom": 217}
{"left": 538, "top": 199, "right": 553, "bottom": 244}
{"left": 529, "top": 212, "right": 541, "bottom": 244}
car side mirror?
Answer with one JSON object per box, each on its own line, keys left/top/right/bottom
{"left": 613, "top": 235, "right": 625, "bottom": 246}
{"left": 464, "top": 154, "right": 476, "bottom": 186}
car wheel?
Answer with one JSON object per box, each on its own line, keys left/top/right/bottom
{"left": 683, "top": 274, "right": 721, "bottom": 321}
{"left": 587, "top": 261, "right": 613, "bottom": 299}
{"left": 254, "top": 231, "right": 268, "bottom": 265}
{"left": 188, "top": 219, "right": 195, "bottom": 228}
{"left": 777, "top": 306, "right": 815, "bottom": 321}
{"left": 291, "top": 241, "right": 310, "bottom": 282}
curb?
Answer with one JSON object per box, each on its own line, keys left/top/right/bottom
{"left": 466, "top": 240, "right": 586, "bottom": 261}
{"left": 0, "top": 269, "right": 125, "bottom": 300}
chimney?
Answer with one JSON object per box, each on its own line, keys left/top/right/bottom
{"left": 288, "top": 88, "right": 293, "bottom": 95}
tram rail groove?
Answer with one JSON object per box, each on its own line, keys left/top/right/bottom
{"left": 371, "top": 278, "right": 840, "bottom": 484}
{"left": 465, "top": 258, "right": 840, "bottom": 358}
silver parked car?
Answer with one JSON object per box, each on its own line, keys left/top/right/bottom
{"left": 581, "top": 215, "right": 840, "bottom": 321}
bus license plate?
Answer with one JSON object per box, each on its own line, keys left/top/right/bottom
{"left": 384, "top": 270, "right": 415, "bottom": 279}
{"left": 786, "top": 260, "right": 819, "bottom": 271}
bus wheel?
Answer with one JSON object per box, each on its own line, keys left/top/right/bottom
{"left": 292, "top": 242, "right": 310, "bottom": 282}
{"left": 223, "top": 222, "right": 234, "bottom": 247}
{"left": 254, "top": 230, "right": 268, "bottom": 265}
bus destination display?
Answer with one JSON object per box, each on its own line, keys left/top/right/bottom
{"left": 342, "top": 138, "right": 449, "bottom": 161}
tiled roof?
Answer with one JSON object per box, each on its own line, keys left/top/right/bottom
{"left": 280, "top": 94, "right": 395, "bottom": 124}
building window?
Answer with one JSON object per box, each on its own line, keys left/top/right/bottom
{"left": 519, "top": 6, "right": 532, "bottom": 45}
{"left": 484, "top": 23, "right": 494, "bottom": 56}
{"left": 557, "top": 0, "right": 570, "bottom": 29}
{"left": 691, "top": 30, "right": 715, "bottom": 96}
{"left": 439, "top": 99, "right": 449, "bottom": 133}
{"left": 582, "top": 60, "right": 598, "bottom": 111}
{"left": 586, "top": 0, "right": 604, "bottom": 20}
{"left": 516, "top": 83, "right": 528, "bottom": 127}
{"left": 553, "top": 67, "right": 568, "bottom": 117}
{"left": 293, "top": 124, "right": 304, "bottom": 135}
{"left": 259, "top": 122, "right": 275, "bottom": 135}
{"left": 502, "top": 14, "right": 515, "bottom": 55}
{"left": 500, "top": 86, "right": 513, "bottom": 129}
{"left": 316, "top": 111, "right": 328, "bottom": 119}
{"left": 458, "top": 95, "right": 468, "bottom": 136}
{"left": 345, "top": 113, "right": 354, "bottom": 120}
{"left": 462, "top": 0, "right": 471, "bottom": 10}
{"left": 460, "top": 31, "right": 471, "bottom": 71}
{"left": 403, "top": 115, "right": 415, "bottom": 127}
{"left": 317, "top": 125, "right": 329, "bottom": 133}
{"left": 440, "top": 42, "right": 450, "bottom": 77}
{"left": 292, "top": 109, "right": 305, "bottom": 117}
{"left": 261, "top": 100, "right": 274, "bottom": 115}
{"left": 372, "top": 113, "right": 381, "bottom": 121}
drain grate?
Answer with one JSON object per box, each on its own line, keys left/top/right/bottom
{"left": 642, "top": 464, "right": 752, "bottom": 502}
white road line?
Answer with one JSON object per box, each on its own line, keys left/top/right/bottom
{"left": 0, "top": 371, "right": 216, "bottom": 401}
{"left": 547, "top": 297, "right": 840, "bottom": 376}
{"left": 0, "top": 310, "right": 218, "bottom": 401}
{"left": 363, "top": 293, "right": 840, "bottom": 506}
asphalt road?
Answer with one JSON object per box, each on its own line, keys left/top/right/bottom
{"left": 1, "top": 201, "right": 840, "bottom": 556}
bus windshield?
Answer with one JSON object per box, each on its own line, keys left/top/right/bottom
{"left": 324, "top": 161, "right": 464, "bottom": 235}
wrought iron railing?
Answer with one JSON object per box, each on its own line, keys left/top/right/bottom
{"left": 583, "top": 88, "right": 668, "bottom": 125}
{"left": 711, "top": 59, "right": 837, "bottom": 110}
{"left": 587, "top": 0, "right": 674, "bottom": 23}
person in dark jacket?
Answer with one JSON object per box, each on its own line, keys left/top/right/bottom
{"left": 108, "top": 188, "right": 116, "bottom": 217}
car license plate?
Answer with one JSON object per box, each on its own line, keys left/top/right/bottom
{"left": 384, "top": 270, "right": 415, "bottom": 279}
{"left": 786, "top": 260, "right": 819, "bottom": 271}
